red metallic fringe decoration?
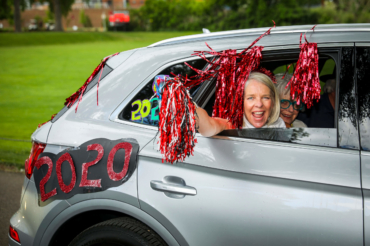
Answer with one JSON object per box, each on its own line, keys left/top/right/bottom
{"left": 183, "top": 21, "right": 276, "bottom": 129}
{"left": 253, "top": 67, "right": 276, "bottom": 83}
{"left": 38, "top": 114, "right": 56, "bottom": 128}
{"left": 158, "top": 77, "right": 197, "bottom": 164}
{"left": 288, "top": 26, "right": 320, "bottom": 108}
{"left": 64, "top": 53, "right": 119, "bottom": 112}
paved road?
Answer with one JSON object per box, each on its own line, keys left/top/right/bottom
{"left": 0, "top": 171, "right": 24, "bottom": 246}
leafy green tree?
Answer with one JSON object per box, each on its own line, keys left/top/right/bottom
{"left": 0, "top": 0, "right": 12, "bottom": 20}
{"left": 38, "top": 0, "right": 74, "bottom": 31}
{"left": 131, "top": 0, "right": 203, "bottom": 31}
{"left": 79, "top": 9, "right": 92, "bottom": 27}
{"left": 129, "top": 0, "right": 369, "bottom": 32}
{"left": 0, "top": 0, "right": 28, "bottom": 32}
{"left": 311, "top": 0, "right": 370, "bottom": 24}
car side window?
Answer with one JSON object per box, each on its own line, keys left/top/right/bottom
{"left": 357, "top": 46, "right": 370, "bottom": 151}
{"left": 202, "top": 49, "right": 352, "bottom": 149}
{"left": 119, "top": 59, "right": 207, "bottom": 126}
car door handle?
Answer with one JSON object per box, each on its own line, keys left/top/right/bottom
{"left": 150, "top": 181, "right": 197, "bottom": 195}
{"left": 150, "top": 176, "right": 197, "bottom": 197}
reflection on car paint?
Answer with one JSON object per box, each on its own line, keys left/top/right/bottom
{"left": 338, "top": 47, "right": 359, "bottom": 149}
{"left": 356, "top": 47, "right": 370, "bottom": 151}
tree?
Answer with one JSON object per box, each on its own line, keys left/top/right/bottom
{"left": 0, "top": 0, "right": 12, "bottom": 20}
{"left": 0, "top": 0, "right": 27, "bottom": 32}
{"left": 13, "top": 0, "right": 21, "bottom": 32}
{"left": 40, "top": 0, "right": 74, "bottom": 31}
{"left": 0, "top": 0, "right": 28, "bottom": 32}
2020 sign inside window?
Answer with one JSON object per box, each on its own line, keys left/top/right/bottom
{"left": 130, "top": 75, "right": 168, "bottom": 126}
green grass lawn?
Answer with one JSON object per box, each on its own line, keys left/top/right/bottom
{"left": 0, "top": 31, "right": 199, "bottom": 169}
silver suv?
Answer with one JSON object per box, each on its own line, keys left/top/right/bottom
{"left": 9, "top": 24, "right": 370, "bottom": 246}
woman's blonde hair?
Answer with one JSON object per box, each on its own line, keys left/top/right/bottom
{"left": 244, "top": 72, "right": 280, "bottom": 126}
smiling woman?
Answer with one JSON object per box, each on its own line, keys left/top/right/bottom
{"left": 196, "top": 71, "right": 285, "bottom": 137}
{"left": 242, "top": 72, "right": 283, "bottom": 128}
{"left": 275, "top": 73, "right": 307, "bottom": 129}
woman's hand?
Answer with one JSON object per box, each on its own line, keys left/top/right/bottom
{"left": 195, "top": 107, "right": 231, "bottom": 137}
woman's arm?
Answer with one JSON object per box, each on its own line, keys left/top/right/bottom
{"left": 195, "top": 107, "right": 232, "bottom": 137}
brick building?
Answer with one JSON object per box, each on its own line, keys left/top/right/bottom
{"left": 0, "top": 0, "right": 145, "bottom": 30}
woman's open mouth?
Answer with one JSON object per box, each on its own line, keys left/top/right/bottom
{"left": 252, "top": 111, "right": 265, "bottom": 120}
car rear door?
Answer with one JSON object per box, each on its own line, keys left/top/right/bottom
{"left": 356, "top": 45, "right": 370, "bottom": 245}
{"left": 138, "top": 45, "right": 363, "bottom": 246}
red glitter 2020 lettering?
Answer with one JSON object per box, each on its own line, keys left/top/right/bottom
{"left": 36, "top": 141, "right": 133, "bottom": 202}
{"left": 56, "top": 152, "right": 76, "bottom": 194}
{"left": 79, "top": 144, "right": 104, "bottom": 188}
{"left": 107, "top": 142, "right": 132, "bottom": 181}
{"left": 35, "top": 156, "right": 57, "bottom": 202}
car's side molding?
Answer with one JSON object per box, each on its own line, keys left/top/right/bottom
{"left": 37, "top": 199, "right": 181, "bottom": 246}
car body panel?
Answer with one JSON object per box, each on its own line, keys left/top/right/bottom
{"left": 139, "top": 134, "right": 363, "bottom": 246}
{"left": 142, "top": 134, "right": 361, "bottom": 188}
{"left": 31, "top": 121, "right": 52, "bottom": 143}
{"left": 105, "top": 48, "right": 138, "bottom": 69}
{"left": 362, "top": 152, "right": 370, "bottom": 245}
{"left": 65, "top": 169, "right": 140, "bottom": 208}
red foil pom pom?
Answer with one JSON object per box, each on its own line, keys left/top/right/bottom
{"left": 158, "top": 77, "right": 197, "bottom": 164}
{"left": 288, "top": 27, "right": 320, "bottom": 108}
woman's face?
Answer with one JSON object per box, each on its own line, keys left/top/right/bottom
{"left": 279, "top": 92, "right": 299, "bottom": 125}
{"left": 243, "top": 79, "right": 273, "bottom": 128}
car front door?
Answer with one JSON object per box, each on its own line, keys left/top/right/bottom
{"left": 137, "top": 46, "right": 363, "bottom": 246}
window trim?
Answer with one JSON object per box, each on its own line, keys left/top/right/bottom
{"left": 211, "top": 132, "right": 356, "bottom": 154}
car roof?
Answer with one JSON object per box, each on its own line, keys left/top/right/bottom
{"left": 149, "top": 23, "right": 370, "bottom": 47}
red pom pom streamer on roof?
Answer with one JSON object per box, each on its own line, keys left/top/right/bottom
{"left": 64, "top": 52, "right": 119, "bottom": 112}
{"left": 288, "top": 25, "right": 320, "bottom": 108}
{"left": 158, "top": 76, "right": 197, "bottom": 164}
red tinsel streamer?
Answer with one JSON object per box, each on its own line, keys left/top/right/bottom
{"left": 38, "top": 113, "right": 56, "bottom": 128}
{"left": 158, "top": 77, "right": 197, "bottom": 164}
{"left": 64, "top": 52, "right": 119, "bottom": 112}
{"left": 253, "top": 67, "right": 276, "bottom": 83}
{"left": 288, "top": 27, "right": 320, "bottom": 108}
{"left": 182, "top": 21, "right": 275, "bottom": 129}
